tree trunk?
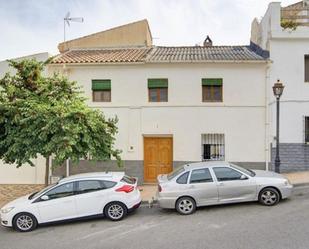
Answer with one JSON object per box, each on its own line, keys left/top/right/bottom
{"left": 45, "top": 156, "right": 50, "bottom": 186}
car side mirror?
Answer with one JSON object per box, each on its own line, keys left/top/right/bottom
{"left": 41, "top": 195, "right": 49, "bottom": 201}
{"left": 240, "top": 174, "right": 248, "bottom": 180}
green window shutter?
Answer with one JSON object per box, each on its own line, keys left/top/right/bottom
{"left": 148, "top": 78, "right": 168, "bottom": 88}
{"left": 202, "top": 78, "right": 223, "bottom": 86}
{"left": 92, "top": 79, "right": 111, "bottom": 90}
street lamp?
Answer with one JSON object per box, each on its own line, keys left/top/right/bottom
{"left": 272, "top": 79, "right": 285, "bottom": 173}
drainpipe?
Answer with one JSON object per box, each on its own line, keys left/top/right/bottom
{"left": 48, "top": 156, "right": 52, "bottom": 184}
{"left": 66, "top": 159, "right": 70, "bottom": 177}
{"left": 265, "top": 62, "right": 271, "bottom": 171}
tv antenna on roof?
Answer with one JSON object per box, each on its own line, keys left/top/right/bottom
{"left": 63, "top": 12, "right": 84, "bottom": 41}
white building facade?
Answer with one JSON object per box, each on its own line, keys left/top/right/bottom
{"left": 49, "top": 44, "right": 268, "bottom": 183}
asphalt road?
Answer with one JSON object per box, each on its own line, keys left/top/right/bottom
{"left": 1, "top": 187, "right": 309, "bottom": 249}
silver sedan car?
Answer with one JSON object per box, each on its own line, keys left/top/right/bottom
{"left": 157, "top": 162, "right": 293, "bottom": 215}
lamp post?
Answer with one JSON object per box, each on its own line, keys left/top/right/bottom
{"left": 272, "top": 79, "right": 285, "bottom": 173}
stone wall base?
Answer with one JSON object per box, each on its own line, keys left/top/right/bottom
{"left": 0, "top": 184, "right": 44, "bottom": 207}
{"left": 271, "top": 143, "right": 309, "bottom": 172}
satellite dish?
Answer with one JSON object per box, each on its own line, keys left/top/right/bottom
{"left": 63, "top": 12, "right": 84, "bottom": 41}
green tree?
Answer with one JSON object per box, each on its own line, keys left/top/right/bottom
{"left": 0, "top": 59, "right": 121, "bottom": 184}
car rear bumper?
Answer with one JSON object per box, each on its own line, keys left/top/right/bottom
{"left": 128, "top": 201, "right": 141, "bottom": 212}
{"left": 280, "top": 184, "right": 293, "bottom": 199}
{"left": 126, "top": 189, "right": 142, "bottom": 210}
{"left": 157, "top": 192, "right": 176, "bottom": 209}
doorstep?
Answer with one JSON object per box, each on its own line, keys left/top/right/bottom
{"left": 139, "top": 184, "right": 157, "bottom": 204}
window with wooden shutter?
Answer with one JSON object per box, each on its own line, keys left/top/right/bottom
{"left": 148, "top": 78, "right": 168, "bottom": 102}
{"left": 202, "top": 78, "right": 223, "bottom": 102}
{"left": 92, "top": 79, "right": 111, "bottom": 102}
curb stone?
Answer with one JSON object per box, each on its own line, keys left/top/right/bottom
{"left": 293, "top": 183, "right": 309, "bottom": 188}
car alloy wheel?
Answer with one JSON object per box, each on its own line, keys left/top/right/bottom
{"left": 13, "top": 213, "right": 37, "bottom": 232}
{"left": 105, "top": 202, "right": 127, "bottom": 221}
{"left": 176, "top": 197, "right": 196, "bottom": 215}
{"left": 259, "top": 188, "right": 280, "bottom": 206}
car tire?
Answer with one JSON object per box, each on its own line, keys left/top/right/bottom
{"left": 13, "top": 212, "right": 38, "bottom": 232}
{"left": 259, "top": 187, "right": 280, "bottom": 206}
{"left": 104, "top": 202, "right": 127, "bottom": 221}
{"left": 176, "top": 197, "right": 196, "bottom": 215}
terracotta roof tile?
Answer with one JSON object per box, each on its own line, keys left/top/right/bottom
{"left": 50, "top": 45, "right": 266, "bottom": 64}
{"left": 148, "top": 46, "right": 265, "bottom": 62}
{"left": 51, "top": 48, "right": 152, "bottom": 64}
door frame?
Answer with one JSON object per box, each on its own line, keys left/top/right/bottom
{"left": 143, "top": 135, "right": 173, "bottom": 183}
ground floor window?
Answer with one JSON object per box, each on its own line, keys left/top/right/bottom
{"left": 201, "top": 134, "right": 225, "bottom": 161}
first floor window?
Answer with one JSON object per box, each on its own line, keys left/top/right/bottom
{"left": 202, "top": 134, "right": 225, "bottom": 161}
{"left": 202, "top": 78, "right": 223, "bottom": 102}
{"left": 148, "top": 78, "right": 168, "bottom": 102}
{"left": 92, "top": 79, "right": 111, "bottom": 102}
{"left": 305, "top": 116, "right": 309, "bottom": 143}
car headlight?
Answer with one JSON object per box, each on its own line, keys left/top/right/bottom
{"left": 1, "top": 207, "right": 15, "bottom": 214}
{"left": 284, "top": 179, "right": 291, "bottom": 186}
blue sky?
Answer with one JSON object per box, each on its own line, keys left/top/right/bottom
{"left": 0, "top": 0, "right": 297, "bottom": 60}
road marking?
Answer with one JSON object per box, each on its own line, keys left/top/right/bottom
{"left": 79, "top": 224, "right": 128, "bottom": 240}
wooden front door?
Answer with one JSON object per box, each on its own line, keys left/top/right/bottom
{"left": 144, "top": 137, "right": 173, "bottom": 183}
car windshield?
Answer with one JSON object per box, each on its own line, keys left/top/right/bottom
{"left": 28, "top": 183, "right": 57, "bottom": 200}
{"left": 167, "top": 166, "right": 185, "bottom": 180}
{"left": 230, "top": 164, "right": 256, "bottom": 177}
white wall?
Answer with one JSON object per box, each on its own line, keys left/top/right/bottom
{"left": 50, "top": 62, "right": 267, "bottom": 163}
{"left": 269, "top": 39, "right": 309, "bottom": 143}
{"left": 0, "top": 157, "right": 46, "bottom": 184}
{"left": 252, "top": 2, "right": 309, "bottom": 144}
{"left": 0, "top": 52, "right": 50, "bottom": 184}
{"left": 0, "top": 52, "right": 49, "bottom": 77}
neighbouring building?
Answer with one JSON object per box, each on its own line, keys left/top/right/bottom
{"left": 49, "top": 20, "right": 268, "bottom": 184}
{"left": 0, "top": 53, "right": 49, "bottom": 185}
{"left": 251, "top": 0, "right": 309, "bottom": 172}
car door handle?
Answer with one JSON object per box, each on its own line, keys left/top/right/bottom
{"left": 218, "top": 182, "right": 224, "bottom": 186}
{"left": 189, "top": 185, "right": 195, "bottom": 189}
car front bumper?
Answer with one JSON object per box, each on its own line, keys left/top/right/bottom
{"left": 0, "top": 212, "right": 13, "bottom": 227}
{"left": 280, "top": 184, "right": 293, "bottom": 199}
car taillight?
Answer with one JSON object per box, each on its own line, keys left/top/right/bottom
{"left": 158, "top": 185, "right": 162, "bottom": 192}
{"left": 115, "top": 185, "right": 134, "bottom": 193}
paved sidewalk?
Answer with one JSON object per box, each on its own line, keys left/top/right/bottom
{"left": 139, "top": 185, "right": 157, "bottom": 203}
{"left": 283, "top": 171, "right": 309, "bottom": 186}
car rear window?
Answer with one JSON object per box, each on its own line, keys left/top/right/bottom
{"left": 121, "top": 175, "right": 136, "bottom": 184}
{"left": 176, "top": 172, "right": 189, "bottom": 184}
{"left": 102, "top": 180, "right": 117, "bottom": 189}
{"left": 167, "top": 166, "right": 185, "bottom": 180}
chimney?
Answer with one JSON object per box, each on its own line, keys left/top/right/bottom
{"left": 203, "top": 35, "right": 213, "bottom": 47}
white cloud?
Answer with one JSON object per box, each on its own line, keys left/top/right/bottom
{"left": 0, "top": 0, "right": 300, "bottom": 60}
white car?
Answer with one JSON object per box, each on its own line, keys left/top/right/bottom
{"left": 0, "top": 172, "right": 141, "bottom": 232}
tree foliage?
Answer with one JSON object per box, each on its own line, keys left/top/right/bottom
{"left": 0, "top": 59, "right": 121, "bottom": 174}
